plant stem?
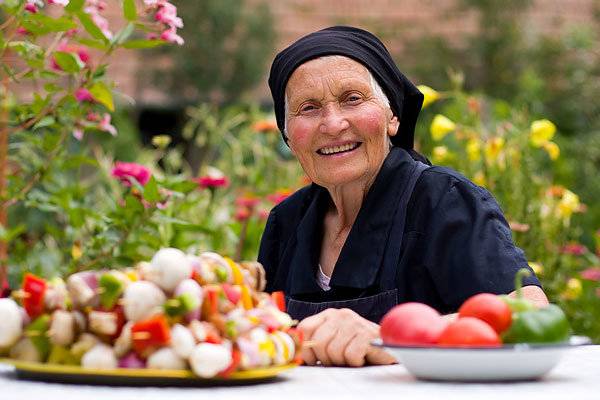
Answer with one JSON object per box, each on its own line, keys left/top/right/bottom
{"left": 0, "top": 75, "right": 8, "bottom": 287}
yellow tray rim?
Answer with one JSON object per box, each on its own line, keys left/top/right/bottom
{"left": 0, "top": 358, "right": 298, "bottom": 381}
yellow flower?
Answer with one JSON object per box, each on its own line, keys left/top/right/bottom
{"left": 561, "top": 278, "right": 582, "bottom": 301}
{"left": 484, "top": 137, "right": 505, "bottom": 164}
{"left": 557, "top": 189, "right": 580, "bottom": 220}
{"left": 473, "top": 171, "right": 486, "bottom": 187}
{"left": 430, "top": 114, "right": 456, "bottom": 141}
{"left": 528, "top": 262, "right": 543, "bottom": 276}
{"left": 542, "top": 141, "right": 560, "bottom": 160}
{"left": 417, "top": 85, "right": 441, "bottom": 108}
{"left": 466, "top": 138, "right": 481, "bottom": 161}
{"left": 432, "top": 146, "right": 450, "bottom": 163}
{"left": 530, "top": 119, "right": 556, "bottom": 147}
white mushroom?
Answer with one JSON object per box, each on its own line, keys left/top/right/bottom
{"left": 144, "top": 248, "right": 192, "bottom": 292}
{"left": 0, "top": 298, "right": 23, "bottom": 348}
{"left": 49, "top": 309, "right": 75, "bottom": 346}
{"left": 122, "top": 281, "right": 166, "bottom": 322}
{"left": 147, "top": 347, "right": 187, "bottom": 370}
{"left": 44, "top": 278, "right": 68, "bottom": 310}
{"left": 88, "top": 310, "right": 118, "bottom": 336}
{"left": 9, "top": 337, "right": 41, "bottom": 362}
{"left": 67, "top": 272, "right": 97, "bottom": 308}
{"left": 189, "top": 343, "right": 232, "bottom": 378}
{"left": 81, "top": 343, "right": 118, "bottom": 369}
{"left": 171, "top": 324, "right": 196, "bottom": 359}
{"left": 114, "top": 321, "right": 133, "bottom": 357}
{"left": 71, "top": 333, "right": 99, "bottom": 361}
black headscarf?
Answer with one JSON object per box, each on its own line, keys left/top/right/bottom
{"left": 268, "top": 26, "right": 424, "bottom": 150}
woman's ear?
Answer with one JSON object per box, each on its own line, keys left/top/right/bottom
{"left": 387, "top": 114, "right": 400, "bottom": 137}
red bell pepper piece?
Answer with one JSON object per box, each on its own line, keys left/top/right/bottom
{"left": 22, "top": 273, "right": 47, "bottom": 318}
{"left": 271, "top": 291, "right": 286, "bottom": 312}
{"left": 217, "top": 348, "right": 241, "bottom": 378}
{"left": 202, "top": 285, "right": 220, "bottom": 317}
{"left": 131, "top": 315, "right": 171, "bottom": 356}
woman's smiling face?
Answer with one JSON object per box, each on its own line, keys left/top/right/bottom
{"left": 285, "top": 56, "right": 399, "bottom": 189}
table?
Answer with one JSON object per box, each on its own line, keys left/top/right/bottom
{"left": 1, "top": 346, "right": 598, "bottom": 400}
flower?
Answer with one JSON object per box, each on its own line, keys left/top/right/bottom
{"left": 252, "top": 120, "right": 278, "bottom": 133}
{"left": 432, "top": 146, "right": 449, "bottom": 163}
{"left": 236, "top": 195, "right": 260, "bottom": 210}
{"left": 542, "top": 141, "right": 560, "bottom": 160}
{"left": 48, "top": 0, "right": 69, "bottom": 5}
{"left": 561, "top": 278, "right": 582, "bottom": 301}
{"left": 561, "top": 242, "right": 587, "bottom": 256}
{"left": 467, "top": 97, "right": 481, "bottom": 115}
{"left": 546, "top": 185, "right": 565, "bottom": 197}
{"left": 84, "top": 0, "right": 113, "bottom": 39}
{"left": 51, "top": 42, "right": 90, "bottom": 71}
{"left": 417, "top": 85, "right": 440, "bottom": 108}
{"left": 111, "top": 162, "right": 151, "bottom": 187}
{"left": 98, "top": 113, "right": 117, "bottom": 136}
{"left": 25, "top": 1, "right": 41, "bottom": 13}
{"left": 430, "top": 114, "right": 456, "bottom": 141}
{"left": 258, "top": 209, "right": 270, "bottom": 221}
{"left": 195, "top": 175, "right": 229, "bottom": 189}
{"left": 234, "top": 207, "right": 251, "bottom": 222}
{"left": 484, "top": 137, "right": 505, "bottom": 164}
{"left": 473, "top": 171, "right": 486, "bottom": 187}
{"left": 75, "top": 88, "right": 94, "bottom": 102}
{"left": 528, "top": 262, "right": 543, "bottom": 276}
{"left": 160, "top": 27, "right": 184, "bottom": 45}
{"left": 466, "top": 138, "right": 481, "bottom": 161}
{"left": 557, "top": 189, "right": 581, "bottom": 220}
{"left": 155, "top": 3, "right": 183, "bottom": 28}
{"left": 581, "top": 267, "right": 600, "bottom": 282}
{"left": 267, "top": 189, "right": 292, "bottom": 205}
{"left": 530, "top": 119, "right": 556, "bottom": 147}
{"left": 72, "top": 127, "right": 84, "bottom": 141}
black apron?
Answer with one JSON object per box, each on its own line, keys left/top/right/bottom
{"left": 285, "top": 160, "right": 430, "bottom": 323}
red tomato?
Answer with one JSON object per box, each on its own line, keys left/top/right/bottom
{"left": 458, "top": 293, "right": 512, "bottom": 334}
{"left": 437, "top": 317, "right": 502, "bottom": 347}
{"left": 380, "top": 303, "right": 448, "bottom": 346}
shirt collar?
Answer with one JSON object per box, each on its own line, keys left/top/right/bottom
{"left": 286, "top": 147, "right": 417, "bottom": 296}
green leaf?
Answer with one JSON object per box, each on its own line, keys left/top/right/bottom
{"left": 22, "top": 14, "right": 77, "bottom": 35}
{"left": 112, "top": 23, "right": 135, "bottom": 46}
{"left": 153, "top": 215, "right": 214, "bottom": 233}
{"left": 143, "top": 176, "right": 161, "bottom": 202}
{"left": 123, "top": 0, "right": 137, "bottom": 21}
{"left": 65, "top": 0, "right": 85, "bottom": 12}
{"left": 53, "top": 51, "right": 84, "bottom": 73}
{"left": 33, "top": 116, "right": 56, "bottom": 130}
{"left": 77, "top": 38, "right": 109, "bottom": 50}
{"left": 0, "top": 224, "right": 26, "bottom": 242}
{"left": 88, "top": 81, "right": 114, "bottom": 111}
{"left": 122, "top": 39, "right": 166, "bottom": 49}
{"left": 77, "top": 11, "right": 108, "bottom": 43}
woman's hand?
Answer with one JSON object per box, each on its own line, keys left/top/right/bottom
{"left": 297, "top": 308, "right": 396, "bottom": 367}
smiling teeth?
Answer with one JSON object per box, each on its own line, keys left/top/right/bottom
{"left": 320, "top": 143, "right": 359, "bottom": 155}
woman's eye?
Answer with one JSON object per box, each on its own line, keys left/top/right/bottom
{"left": 300, "top": 104, "right": 316, "bottom": 112}
{"left": 345, "top": 94, "right": 362, "bottom": 103}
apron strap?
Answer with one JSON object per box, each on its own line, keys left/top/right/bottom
{"left": 379, "top": 160, "right": 430, "bottom": 292}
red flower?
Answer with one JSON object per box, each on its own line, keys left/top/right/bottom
{"left": 51, "top": 42, "right": 91, "bottom": 71}
{"left": 581, "top": 267, "right": 600, "bottom": 282}
{"left": 235, "top": 196, "right": 260, "bottom": 210}
{"left": 75, "top": 88, "right": 94, "bottom": 102}
{"left": 561, "top": 243, "right": 587, "bottom": 256}
{"left": 195, "top": 175, "right": 229, "bottom": 189}
{"left": 112, "top": 161, "right": 151, "bottom": 187}
{"left": 267, "top": 189, "right": 292, "bottom": 205}
{"left": 235, "top": 207, "right": 251, "bottom": 222}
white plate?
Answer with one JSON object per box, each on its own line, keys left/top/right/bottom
{"left": 372, "top": 336, "right": 591, "bottom": 382}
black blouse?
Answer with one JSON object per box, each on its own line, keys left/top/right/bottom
{"left": 257, "top": 147, "right": 540, "bottom": 315}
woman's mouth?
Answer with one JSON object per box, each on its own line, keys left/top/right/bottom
{"left": 317, "top": 142, "right": 362, "bottom": 156}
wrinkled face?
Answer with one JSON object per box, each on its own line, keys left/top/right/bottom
{"left": 285, "top": 56, "right": 399, "bottom": 189}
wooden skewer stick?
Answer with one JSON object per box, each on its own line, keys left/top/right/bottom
{"left": 302, "top": 340, "right": 317, "bottom": 349}
{"left": 11, "top": 289, "right": 30, "bottom": 299}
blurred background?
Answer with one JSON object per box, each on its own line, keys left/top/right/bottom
{"left": 3, "top": 0, "right": 600, "bottom": 340}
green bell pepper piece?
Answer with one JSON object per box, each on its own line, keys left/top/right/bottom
{"left": 99, "top": 273, "right": 124, "bottom": 309}
{"left": 48, "top": 345, "right": 78, "bottom": 365}
{"left": 25, "top": 314, "right": 51, "bottom": 361}
{"left": 163, "top": 292, "right": 197, "bottom": 317}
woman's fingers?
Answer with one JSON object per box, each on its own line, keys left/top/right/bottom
{"left": 310, "top": 320, "right": 338, "bottom": 366}
{"left": 343, "top": 333, "right": 370, "bottom": 367}
{"left": 365, "top": 345, "right": 397, "bottom": 365}
{"left": 326, "top": 329, "right": 357, "bottom": 366}
{"left": 297, "top": 312, "right": 327, "bottom": 365}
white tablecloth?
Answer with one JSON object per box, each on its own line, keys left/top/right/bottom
{"left": 1, "top": 346, "right": 598, "bottom": 400}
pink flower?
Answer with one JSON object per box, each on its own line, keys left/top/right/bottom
{"left": 48, "top": 0, "right": 69, "bottom": 5}
{"left": 581, "top": 267, "right": 600, "bottom": 281}
{"left": 51, "top": 42, "right": 91, "bottom": 71}
{"left": 235, "top": 207, "right": 251, "bottom": 222}
{"left": 25, "top": 2, "right": 39, "bottom": 13}
{"left": 99, "top": 113, "right": 117, "bottom": 136}
{"left": 267, "top": 189, "right": 292, "bottom": 205}
{"left": 561, "top": 243, "right": 588, "bottom": 256}
{"left": 195, "top": 175, "right": 229, "bottom": 189}
{"left": 75, "top": 88, "right": 94, "bottom": 102}
{"left": 258, "top": 209, "right": 270, "bottom": 221}
{"left": 72, "top": 127, "right": 84, "bottom": 141}
{"left": 16, "top": 27, "right": 30, "bottom": 35}
{"left": 112, "top": 162, "right": 151, "bottom": 187}
{"left": 155, "top": 3, "right": 183, "bottom": 28}
{"left": 160, "top": 27, "right": 184, "bottom": 45}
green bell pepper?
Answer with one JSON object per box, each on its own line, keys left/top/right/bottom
{"left": 25, "top": 314, "right": 51, "bottom": 361}
{"left": 99, "top": 272, "right": 124, "bottom": 309}
{"left": 501, "top": 268, "right": 571, "bottom": 344}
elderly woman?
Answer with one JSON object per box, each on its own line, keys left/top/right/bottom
{"left": 258, "top": 26, "right": 548, "bottom": 367}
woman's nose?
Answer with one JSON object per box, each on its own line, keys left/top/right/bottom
{"left": 319, "top": 104, "right": 350, "bottom": 134}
